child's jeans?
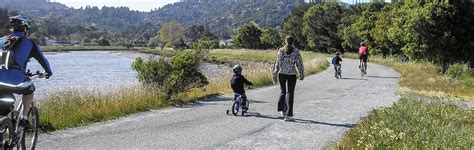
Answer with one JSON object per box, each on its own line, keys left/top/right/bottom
{"left": 333, "top": 64, "right": 341, "bottom": 71}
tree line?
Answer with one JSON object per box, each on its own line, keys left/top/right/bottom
{"left": 233, "top": 2, "right": 474, "bottom": 67}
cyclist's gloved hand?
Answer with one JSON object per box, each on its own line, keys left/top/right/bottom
{"left": 45, "top": 72, "right": 52, "bottom": 79}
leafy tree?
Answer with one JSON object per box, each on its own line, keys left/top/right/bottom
{"left": 192, "top": 37, "right": 219, "bottom": 50}
{"left": 338, "top": 5, "right": 363, "bottom": 53}
{"left": 303, "top": 3, "right": 343, "bottom": 52}
{"left": 260, "top": 26, "right": 281, "bottom": 49}
{"left": 159, "top": 21, "right": 186, "bottom": 49}
{"left": 399, "top": 3, "right": 469, "bottom": 69}
{"left": 233, "top": 23, "right": 262, "bottom": 49}
{"left": 98, "top": 37, "right": 111, "bottom": 46}
{"left": 351, "top": 3, "right": 386, "bottom": 54}
{"left": 186, "top": 25, "right": 217, "bottom": 43}
{"left": 81, "top": 37, "right": 91, "bottom": 45}
{"left": 372, "top": 3, "right": 402, "bottom": 57}
{"left": 281, "top": 4, "right": 312, "bottom": 50}
{"left": 148, "top": 35, "right": 161, "bottom": 48}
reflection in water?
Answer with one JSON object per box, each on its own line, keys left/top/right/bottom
{"left": 27, "top": 51, "right": 138, "bottom": 99}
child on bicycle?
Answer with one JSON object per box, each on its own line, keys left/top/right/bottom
{"left": 230, "top": 64, "right": 253, "bottom": 110}
{"left": 331, "top": 51, "right": 342, "bottom": 78}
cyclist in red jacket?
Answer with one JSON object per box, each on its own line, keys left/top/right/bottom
{"left": 358, "top": 42, "right": 369, "bottom": 73}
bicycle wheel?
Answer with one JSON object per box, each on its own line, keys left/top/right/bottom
{"left": 20, "top": 107, "right": 39, "bottom": 150}
{"left": 0, "top": 117, "right": 14, "bottom": 149}
{"left": 231, "top": 101, "right": 239, "bottom": 116}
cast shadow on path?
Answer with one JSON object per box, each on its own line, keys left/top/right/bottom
{"left": 339, "top": 77, "right": 368, "bottom": 81}
{"left": 365, "top": 75, "right": 399, "bottom": 79}
{"left": 246, "top": 113, "right": 355, "bottom": 128}
{"left": 174, "top": 95, "right": 267, "bottom": 108}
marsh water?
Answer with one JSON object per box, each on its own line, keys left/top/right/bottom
{"left": 28, "top": 51, "right": 139, "bottom": 99}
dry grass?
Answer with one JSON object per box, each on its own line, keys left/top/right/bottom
{"left": 39, "top": 87, "right": 166, "bottom": 130}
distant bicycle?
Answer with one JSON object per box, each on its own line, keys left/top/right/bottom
{"left": 335, "top": 64, "right": 342, "bottom": 79}
{"left": 226, "top": 93, "right": 248, "bottom": 116}
{"left": 360, "top": 62, "right": 367, "bottom": 77}
{"left": 0, "top": 70, "right": 45, "bottom": 150}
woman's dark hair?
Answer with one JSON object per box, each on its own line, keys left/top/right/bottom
{"left": 284, "top": 36, "right": 294, "bottom": 55}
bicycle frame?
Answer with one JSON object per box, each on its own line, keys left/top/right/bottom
{"left": 0, "top": 72, "right": 43, "bottom": 149}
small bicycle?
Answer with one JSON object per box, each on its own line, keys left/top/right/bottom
{"left": 335, "top": 64, "right": 342, "bottom": 79}
{"left": 226, "top": 93, "right": 249, "bottom": 116}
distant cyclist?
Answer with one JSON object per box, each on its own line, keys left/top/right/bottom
{"left": 0, "top": 15, "right": 52, "bottom": 128}
{"left": 230, "top": 64, "right": 253, "bottom": 110}
{"left": 358, "top": 42, "right": 369, "bottom": 73}
{"left": 331, "top": 51, "right": 342, "bottom": 78}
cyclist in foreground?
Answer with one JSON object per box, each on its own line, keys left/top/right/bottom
{"left": 358, "top": 42, "right": 369, "bottom": 74}
{"left": 0, "top": 15, "right": 52, "bottom": 128}
{"left": 230, "top": 64, "right": 253, "bottom": 111}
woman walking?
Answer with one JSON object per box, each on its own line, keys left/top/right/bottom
{"left": 272, "top": 36, "right": 304, "bottom": 121}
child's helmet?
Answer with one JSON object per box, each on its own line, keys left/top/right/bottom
{"left": 233, "top": 64, "right": 242, "bottom": 73}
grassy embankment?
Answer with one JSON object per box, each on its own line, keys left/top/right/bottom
{"left": 38, "top": 49, "right": 329, "bottom": 130}
{"left": 335, "top": 54, "right": 474, "bottom": 148}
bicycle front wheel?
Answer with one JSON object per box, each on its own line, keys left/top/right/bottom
{"left": 231, "top": 101, "right": 240, "bottom": 116}
{"left": 20, "top": 107, "right": 39, "bottom": 150}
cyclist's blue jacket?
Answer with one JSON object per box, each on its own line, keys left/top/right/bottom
{"left": 0, "top": 31, "right": 52, "bottom": 85}
{"left": 332, "top": 56, "right": 342, "bottom": 65}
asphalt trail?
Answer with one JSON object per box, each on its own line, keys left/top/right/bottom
{"left": 39, "top": 59, "right": 400, "bottom": 149}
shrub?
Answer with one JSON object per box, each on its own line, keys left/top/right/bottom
{"left": 447, "top": 63, "right": 470, "bottom": 79}
{"left": 131, "top": 50, "right": 209, "bottom": 99}
{"left": 192, "top": 37, "right": 219, "bottom": 50}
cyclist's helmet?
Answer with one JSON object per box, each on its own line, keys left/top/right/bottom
{"left": 9, "top": 15, "right": 32, "bottom": 30}
{"left": 335, "top": 51, "right": 341, "bottom": 55}
{"left": 360, "top": 42, "right": 365, "bottom": 47}
{"left": 233, "top": 64, "right": 242, "bottom": 74}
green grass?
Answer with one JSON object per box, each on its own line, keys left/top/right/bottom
{"left": 336, "top": 99, "right": 474, "bottom": 149}
{"left": 136, "top": 47, "right": 176, "bottom": 57}
{"left": 38, "top": 49, "right": 329, "bottom": 131}
{"left": 335, "top": 53, "right": 474, "bottom": 149}
{"left": 342, "top": 53, "right": 474, "bottom": 101}
{"left": 207, "top": 49, "right": 324, "bottom": 64}
{"left": 42, "top": 46, "right": 136, "bottom": 52}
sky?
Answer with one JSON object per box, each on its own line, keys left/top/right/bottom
{"left": 52, "top": 0, "right": 387, "bottom": 12}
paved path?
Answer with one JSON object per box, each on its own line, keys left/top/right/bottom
{"left": 39, "top": 59, "right": 400, "bottom": 149}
